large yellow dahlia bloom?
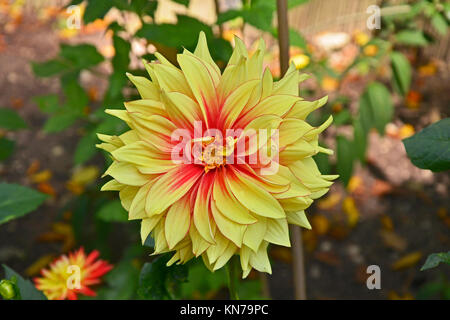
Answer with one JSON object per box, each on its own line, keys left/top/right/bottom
{"left": 98, "top": 32, "right": 337, "bottom": 278}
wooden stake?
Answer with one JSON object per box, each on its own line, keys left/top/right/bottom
{"left": 276, "top": 0, "right": 307, "bottom": 300}
{"left": 276, "top": 0, "right": 290, "bottom": 75}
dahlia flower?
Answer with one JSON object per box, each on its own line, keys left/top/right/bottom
{"left": 98, "top": 32, "right": 337, "bottom": 278}
{"left": 34, "top": 248, "right": 112, "bottom": 300}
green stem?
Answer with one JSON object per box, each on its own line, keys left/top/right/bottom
{"left": 226, "top": 256, "right": 240, "bottom": 300}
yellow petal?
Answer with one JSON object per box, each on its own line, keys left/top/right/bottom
{"left": 129, "top": 113, "right": 176, "bottom": 152}
{"left": 289, "top": 158, "right": 334, "bottom": 190}
{"left": 264, "top": 218, "right": 291, "bottom": 247}
{"left": 249, "top": 241, "right": 272, "bottom": 274}
{"left": 104, "top": 161, "right": 150, "bottom": 186}
{"left": 237, "top": 94, "right": 300, "bottom": 127}
{"left": 211, "top": 199, "right": 246, "bottom": 247}
{"left": 243, "top": 217, "right": 267, "bottom": 252}
{"left": 126, "top": 73, "right": 160, "bottom": 100}
{"left": 279, "top": 196, "right": 313, "bottom": 212}
{"left": 124, "top": 99, "right": 166, "bottom": 117}
{"left": 229, "top": 36, "right": 248, "bottom": 65}
{"left": 153, "top": 220, "right": 169, "bottom": 254}
{"left": 213, "top": 244, "right": 237, "bottom": 271}
{"left": 220, "top": 79, "right": 259, "bottom": 128}
{"left": 141, "top": 215, "right": 162, "bottom": 244}
{"left": 226, "top": 168, "right": 285, "bottom": 219}
{"left": 146, "top": 166, "right": 203, "bottom": 215}
{"left": 152, "top": 63, "right": 193, "bottom": 99}
{"left": 219, "top": 56, "right": 248, "bottom": 99}
{"left": 105, "top": 109, "right": 132, "bottom": 125}
{"left": 286, "top": 210, "right": 311, "bottom": 229}
{"left": 247, "top": 39, "right": 265, "bottom": 79}
{"left": 101, "top": 179, "right": 124, "bottom": 191}
{"left": 112, "top": 141, "right": 176, "bottom": 174}
{"left": 240, "top": 245, "right": 251, "bottom": 274}
{"left": 97, "top": 133, "right": 123, "bottom": 147}
{"left": 261, "top": 67, "right": 273, "bottom": 99}
{"left": 273, "top": 66, "right": 299, "bottom": 95}
{"left": 189, "top": 224, "right": 211, "bottom": 257}
{"left": 206, "top": 232, "right": 229, "bottom": 265}
{"left": 213, "top": 171, "right": 257, "bottom": 225}
{"left": 129, "top": 183, "right": 152, "bottom": 220}
{"left": 285, "top": 96, "right": 328, "bottom": 119}
{"left": 193, "top": 173, "right": 216, "bottom": 244}
{"left": 161, "top": 90, "right": 202, "bottom": 130}
{"left": 177, "top": 52, "right": 217, "bottom": 125}
{"left": 303, "top": 115, "right": 333, "bottom": 141}
{"left": 165, "top": 195, "right": 191, "bottom": 249}
{"left": 119, "top": 186, "right": 139, "bottom": 211}
{"left": 194, "top": 31, "right": 221, "bottom": 79}
{"left": 280, "top": 139, "right": 318, "bottom": 163}
{"left": 278, "top": 118, "right": 313, "bottom": 148}
{"left": 119, "top": 130, "right": 139, "bottom": 145}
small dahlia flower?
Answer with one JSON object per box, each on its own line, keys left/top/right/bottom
{"left": 34, "top": 248, "right": 112, "bottom": 300}
{"left": 98, "top": 32, "right": 337, "bottom": 278}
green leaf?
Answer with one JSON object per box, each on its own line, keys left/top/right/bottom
{"left": 313, "top": 150, "right": 331, "bottom": 175}
{"left": 33, "top": 95, "right": 60, "bottom": 113}
{"left": 288, "top": 0, "right": 309, "bottom": 9}
{"left": 32, "top": 44, "right": 103, "bottom": 79}
{"left": 403, "top": 118, "right": 450, "bottom": 172}
{"left": 31, "top": 60, "right": 68, "bottom": 77}
{"left": 209, "top": 38, "right": 233, "bottom": 63}
{"left": 359, "top": 82, "right": 393, "bottom": 135}
{"left": 180, "top": 261, "right": 227, "bottom": 299}
{"left": 103, "top": 72, "right": 128, "bottom": 108}
{"left": 353, "top": 119, "right": 367, "bottom": 163}
{"left": 83, "top": 0, "right": 113, "bottom": 24}
{"left": 137, "top": 15, "right": 213, "bottom": 49}
{"left": 395, "top": 30, "right": 428, "bottom": 46}
{"left": 63, "top": 80, "right": 89, "bottom": 111}
{"left": 431, "top": 13, "right": 448, "bottom": 36}
{"left": 74, "top": 132, "right": 98, "bottom": 165}
{"left": 421, "top": 252, "right": 450, "bottom": 271}
{"left": 96, "top": 200, "right": 128, "bottom": 222}
{"left": 127, "top": 0, "right": 158, "bottom": 17}
{"left": 0, "top": 108, "right": 27, "bottom": 130}
{"left": 289, "top": 28, "right": 307, "bottom": 49}
{"left": 0, "top": 138, "right": 15, "bottom": 161}
{"left": 416, "top": 281, "right": 447, "bottom": 300}
{"left": 60, "top": 44, "right": 104, "bottom": 69}
{"left": 138, "top": 255, "right": 188, "bottom": 299}
{"left": 217, "top": 9, "right": 242, "bottom": 24}
{"left": 172, "top": 0, "right": 189, "bottom": 6}
{"left": 112, "top": 35, "right": 131, "bottom": 72}
{"left": 43, "top": 112, "right": 79, "bottom": 133}
{"left": 242, "top": 5, "right": 273, "bottom": 32}
{"left": 2, "top": 265, "right": 47, "bottom": 300}
{"left": 0, "top": 183, "right": 47, "bottom": 225}
{"left": 333, "top": 109, "right": 351, "bottom": 126}
{"left": 391, "top": 51, "right": 412, "bottom": 96}
{"left": 96, "top": 260, "right": 139, "bottom": 300}
{"left": 336, "top": 136, "right": 354, "bottom": 186}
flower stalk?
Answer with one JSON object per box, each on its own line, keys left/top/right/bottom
{"left": 226, "top": 256, "right": 240, "bottom": 300}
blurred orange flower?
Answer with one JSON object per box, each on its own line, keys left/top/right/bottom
{"left": 321, "top": 76, "right": 339, "bottom": 91}
{"left": 34, "top": 248, "right": 112, "bottom": 300}
{"left": 406, "top": 90, "right": 422, "bottom": 109}
{"left": 363, "top": 44, "right": 378, "bottom": 57}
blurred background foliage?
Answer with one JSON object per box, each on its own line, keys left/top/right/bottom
{"left": 0, "top": 0, "right": 449, "bottom": 300}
